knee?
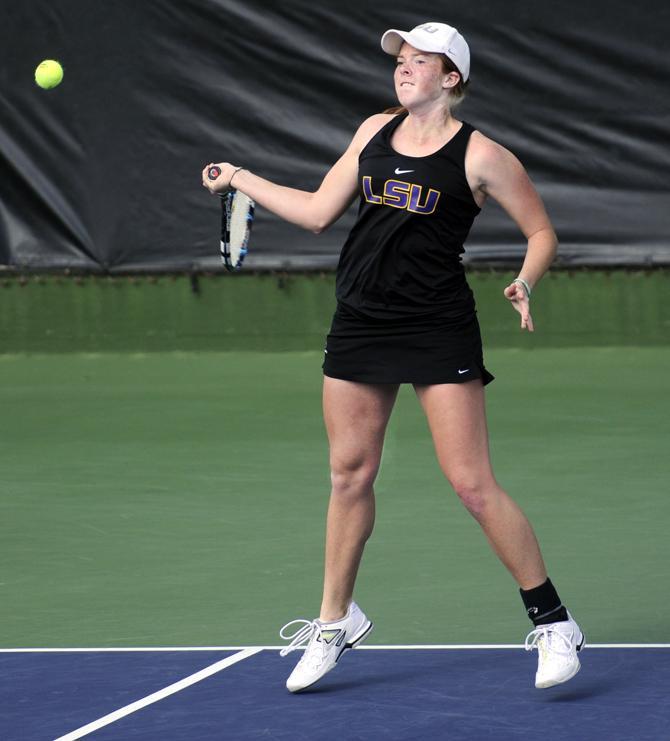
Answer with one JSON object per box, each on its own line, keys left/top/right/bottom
{"left": 330, "top": 456, "right": 378, "bottom": 499}
{"left": 449, "top": 476, "right": 496, "bottom": 520}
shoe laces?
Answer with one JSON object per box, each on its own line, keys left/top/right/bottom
{"left": 279, "top": 619, "right": 325, "bottom": 667}
{"left": 525, "top": 624, "right": 574, "bottom": 657}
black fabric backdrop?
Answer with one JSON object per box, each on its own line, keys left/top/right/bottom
{"left": 1, "top": 0, "right": 668, "bottom": 272}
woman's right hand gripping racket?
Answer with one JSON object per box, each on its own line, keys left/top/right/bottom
{"left": 207, "top": 165, "right": 255, "bottom": 271}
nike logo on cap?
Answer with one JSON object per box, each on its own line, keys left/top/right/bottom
{"left": 394, "top": 168, "right": 414, "bottom": 175}
{"left": 458, "top": 368, "right": 470, "bottom": 374}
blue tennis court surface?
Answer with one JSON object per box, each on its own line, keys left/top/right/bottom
{"left": 2, "top": 647, "right": 669, "bottom": 740}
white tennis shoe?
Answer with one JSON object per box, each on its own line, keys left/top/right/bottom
{"left": 525, "top": 612, "right": 585, "bottom": 688}
{"left": 279, "top": 601, "right": 373, "bottom": 693}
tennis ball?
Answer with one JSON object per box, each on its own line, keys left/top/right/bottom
{"left": 35, "top": 60, "right": 64, "bottom": 89}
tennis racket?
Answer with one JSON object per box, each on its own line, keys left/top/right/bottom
{"left": 207, "top": 166, "right": 255, "bottom": 271}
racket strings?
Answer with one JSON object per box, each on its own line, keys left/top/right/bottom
{"left": 220, "top": 190, "right": 254, "bottom": 271}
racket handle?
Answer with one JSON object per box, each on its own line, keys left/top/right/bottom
{"left": 207, "top": 166, "right": 222, "bottom": 181}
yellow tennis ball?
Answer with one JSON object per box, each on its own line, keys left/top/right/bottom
{"left": 35, "top": 60, "right": 64, "bottom": 89}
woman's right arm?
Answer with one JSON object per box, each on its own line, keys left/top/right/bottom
{"left": 201, "top": 114, "right": 393, "bottom": 234}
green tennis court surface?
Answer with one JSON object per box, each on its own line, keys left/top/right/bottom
{"left": 1, "top": 347, "right": 668, "bottom": 648}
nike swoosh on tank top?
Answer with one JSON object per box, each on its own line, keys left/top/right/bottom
{"left": 335, "top": 112, "right": 481, "bottom": 321}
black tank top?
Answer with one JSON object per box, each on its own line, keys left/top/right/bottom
{"left": 335, "top": 113, "right": 481, "bottom": 320}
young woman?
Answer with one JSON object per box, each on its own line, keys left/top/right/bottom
{"left": 202, "top": 21, "right": 584, "bottom": 693}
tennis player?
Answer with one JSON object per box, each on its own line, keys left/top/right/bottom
{"left": 202, "top": 21, "right": 584, "bottom": 693}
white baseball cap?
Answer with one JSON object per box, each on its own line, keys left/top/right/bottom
{"left": 381, "top": 22, "right": 470, "bottom": 82}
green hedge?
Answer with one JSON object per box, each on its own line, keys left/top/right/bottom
{"left": 0, "top": 270, "right": 668, "bottom": 352}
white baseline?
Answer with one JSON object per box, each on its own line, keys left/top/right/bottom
{"left": 2, "top": 643, "right": 669, "bottom": 654}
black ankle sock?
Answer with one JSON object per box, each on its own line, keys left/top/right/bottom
{"left": 520, "top": 578, "right": 568, "bottom": 626}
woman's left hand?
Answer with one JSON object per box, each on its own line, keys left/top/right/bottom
{"left": 503, "top": 282, "right": 534, "bottom": 332}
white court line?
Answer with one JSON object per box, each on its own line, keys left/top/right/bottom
{"left": 0, "top": 646, "right": 272, "bottom": 653}
{"left": 2, "top": 643, "right": 669, "bottom": 653}
{"left": 357, "top": 643, "right": 670, "bottom": 649}
{"left": 358, "top": 644, "right": 670, "bottom": 650}
{"left": 52, "top": 647, "right": 262, "bottom": 741}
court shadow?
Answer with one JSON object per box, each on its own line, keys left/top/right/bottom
{"left": 304, "top": 670, "right": 623, "bottom": 701}
{"left": 540, "top": 676, "right": 620, "bottom": 702}
{"left": 300, "top": 665, "right": 432, "bottom": 694}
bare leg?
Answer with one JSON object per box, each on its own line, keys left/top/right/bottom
{"left": 320, "top": 377, "right": 398, "bottom": 621}
{"left": 414, "top": 380, "right": 547, "bottom": 589}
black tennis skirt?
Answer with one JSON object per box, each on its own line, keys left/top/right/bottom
{"left": 322, "top": 303, "right": 494, "bottom": 386}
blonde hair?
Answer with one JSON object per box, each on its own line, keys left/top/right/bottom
{"left": 383, "top": 54, "right": 469, "bottom": 115}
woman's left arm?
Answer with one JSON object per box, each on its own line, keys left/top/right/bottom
{"left": 467, "top": 134, "right": 558, "bottom": 331}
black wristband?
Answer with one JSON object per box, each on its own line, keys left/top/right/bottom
{"left": 229, "top": 166, "right": 244, "bottom": 189}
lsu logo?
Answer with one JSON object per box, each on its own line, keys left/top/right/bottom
{"left": 362, "top": 176, "right": 440, "bottom": 215}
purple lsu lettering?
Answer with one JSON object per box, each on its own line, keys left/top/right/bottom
{"left": 362, "top": 176, "right": 440, "bottom": 215}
